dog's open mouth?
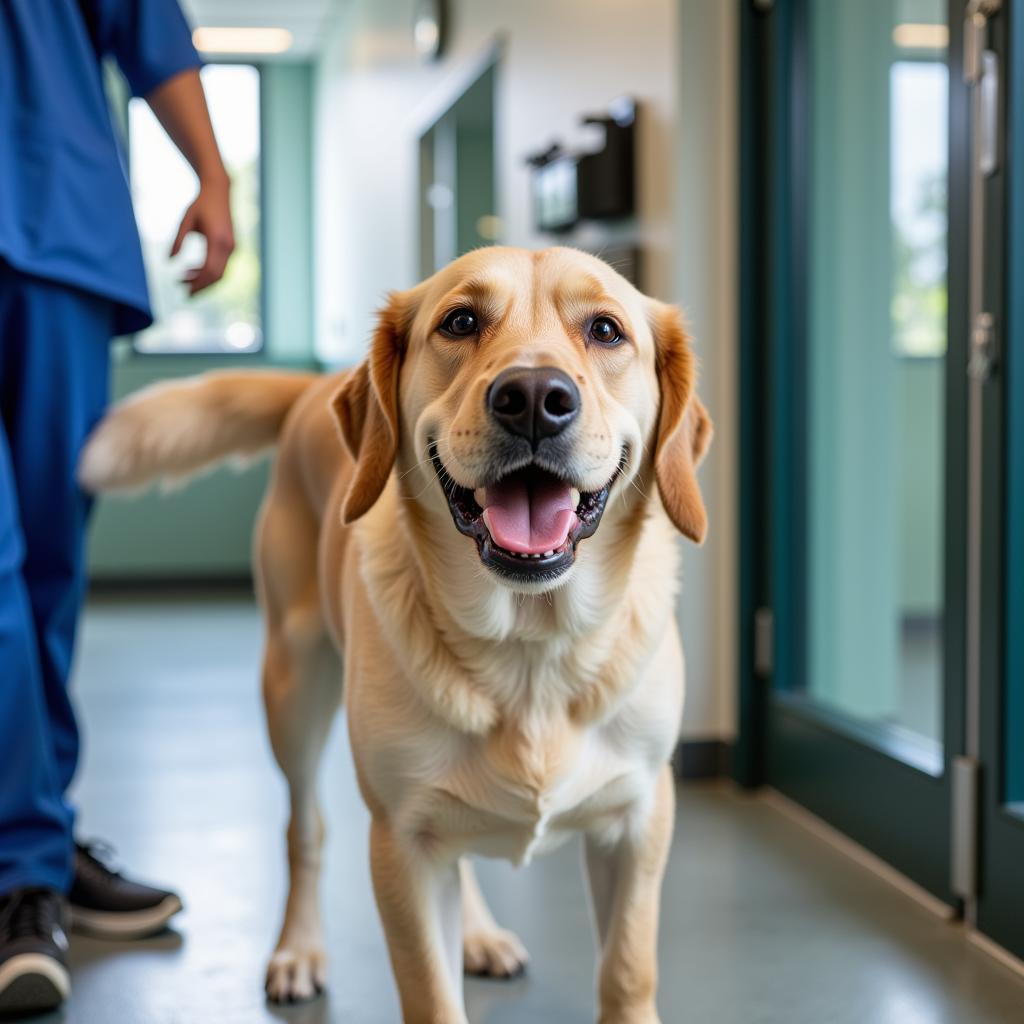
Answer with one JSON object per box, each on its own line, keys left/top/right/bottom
{"left": 432, "top": 450, "right": 617, "bottom": 581}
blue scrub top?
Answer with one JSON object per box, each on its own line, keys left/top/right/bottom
{"left": 0, "top": 0, "right": 201, "bottom": 334}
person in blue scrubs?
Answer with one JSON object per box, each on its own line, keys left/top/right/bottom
{"left": 0, "top": 2, "right": 235, "bottom": 1014}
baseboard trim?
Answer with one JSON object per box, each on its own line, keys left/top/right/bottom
{"left": 761, "top": 787, "right": 956, "bottom": 921}
{"left": 673, "top": 739, "right": 734, "bottom": 780}
{"left": 966, "top": 929, "right": 1024, "bottom": 981}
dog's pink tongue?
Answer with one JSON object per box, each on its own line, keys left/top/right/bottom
{"left": 482, "top": 474, "right": 576, "bottom": 554}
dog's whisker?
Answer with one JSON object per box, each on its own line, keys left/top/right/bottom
{"left": 627, "top": 475, "right": 647, "bottom": 500}
{"left": 399, "top": 455, "right": 435, "bottom": 480}
{"left": 404, "top": 474, "right": 439, "bottom": 501}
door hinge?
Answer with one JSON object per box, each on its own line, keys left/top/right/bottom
{"left": 951, "top": 755, "right": 980, "bottom": 899}
{"left": 969, "top": 311, "right": 997, "bottom": 381}
{"left": 964, "top": 0, "right": 1002, "bottom": 85}
{"left": 753, "top": 607, "right": 773, "bottom": 678}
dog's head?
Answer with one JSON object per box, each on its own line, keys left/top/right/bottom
{"left": 332, "top": 247, "right": 711, "bottom": 592}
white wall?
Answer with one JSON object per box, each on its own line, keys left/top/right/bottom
{"left": 312, "top": 0, "right": 738, "bottom": 739}
{"left": 675, "top": 0, "right": 738, "bottom": 740}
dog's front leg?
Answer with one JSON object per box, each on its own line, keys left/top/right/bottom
{"left": 584, "top": 765, "right": 674, "bottom": 1024}
{"left": 370, "top": 818, "right": 466, "bottom": 1024}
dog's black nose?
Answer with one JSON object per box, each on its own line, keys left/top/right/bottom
{"left": 487, "top": 366, "right": 580, "bottom": 445}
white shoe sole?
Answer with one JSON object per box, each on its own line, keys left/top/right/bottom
{"left": 70, "top": 894, "right": 183, "bottom": 940}
{"left": 0, "top": 953, "right": 70, "bottom": 1014}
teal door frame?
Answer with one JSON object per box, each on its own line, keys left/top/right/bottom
{"left": 975, "top": 0, "right": 1024, "bottom": 963}
{"left": 734, "top": 0, "right": 774, "bottom": 787}
{"left": 735, "top": 0, "right": 968, "bottom": 905}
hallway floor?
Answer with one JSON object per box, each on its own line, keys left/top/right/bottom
{"left": 34, "top": 595, "right": 1024, "bottom": 1023}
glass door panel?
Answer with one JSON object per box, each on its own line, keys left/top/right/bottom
{"left": 742, "top": 0, "right": 962, "bottom": 903}
{"left": 795, "top": 0, "right": 949, "bottom": 773}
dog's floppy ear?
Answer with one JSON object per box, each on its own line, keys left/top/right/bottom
{"left": 331, "top": 293, "right": 406, "bottom": 525}
{"left": 650, "top": 302, "right": 712, "bottom": 544}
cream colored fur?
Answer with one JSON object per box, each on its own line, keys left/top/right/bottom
{"left": 79, "top": 247, "right": 711, "bottom": 1023}
{"left": 78, "top": 370, "right": 316, "bottom": 492}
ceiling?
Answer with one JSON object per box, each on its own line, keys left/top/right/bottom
{"left": 181, "top": 0, "right": 335, "bottom": 59}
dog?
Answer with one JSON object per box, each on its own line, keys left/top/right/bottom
{"left": 79, "top": 246, "right": 712, "bottom": 1024}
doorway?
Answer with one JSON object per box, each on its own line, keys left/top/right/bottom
{"left": 418, "top": 60, "right": 498, "bottom": 278}
{"left": 738, "top": 0, "right": 1024, "bottom": 963}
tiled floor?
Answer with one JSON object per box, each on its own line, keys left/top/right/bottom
{"left": 28, "top": 594, "right": 1024, "bottom": 1023}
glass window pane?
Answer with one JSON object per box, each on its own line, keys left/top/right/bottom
{"left": 797, "top": 0, "right": 947, "bottom": 769}
{"left": 129, "top": 64, "right": 262, "bottom": 353}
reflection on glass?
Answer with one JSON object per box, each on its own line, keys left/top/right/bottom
{"left": 130, "top": 65, "right": 262, "bottom": 353}
{"left": 800, "top": 0, "right": 947, "bottom": 766}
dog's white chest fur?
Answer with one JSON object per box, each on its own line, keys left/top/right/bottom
{"left": 391, "top": 717, "right": 656, "bottom": 866}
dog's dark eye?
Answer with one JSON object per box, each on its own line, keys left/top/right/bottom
{"left": 439, "top": 308, "right": 478, "bottom": 338}
{"left": 589, "top": 317, "right": 622, "bottom": 346}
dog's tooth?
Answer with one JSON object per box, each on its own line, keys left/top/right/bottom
{"left": 473, "top": 487, "right": 486, "bottom": 507}
{"left": 543, "top": 550, "right": 554, "bottom": 557}
{"left": 531, "top": 553, "right": 541, "bottom": 559}
{"left": 570, "top": 487, "right": 581, "bottom": 509}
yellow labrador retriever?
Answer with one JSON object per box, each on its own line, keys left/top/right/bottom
{"left": 79, "top": 246, "right": 711, "bottom": 1024}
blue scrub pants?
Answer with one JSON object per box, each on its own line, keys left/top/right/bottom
{"left": 0, "top": 263, "right": 111, "bottom": 896}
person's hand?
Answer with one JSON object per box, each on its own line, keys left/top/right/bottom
{"left": 170, "top": 174, "right": 235, "bottom": 295}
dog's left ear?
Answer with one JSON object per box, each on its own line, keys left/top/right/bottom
{"left": 650, "top": 302, "right": 713, "bottom": 544}
{"left": 331, "top": 293, "right": 406, "bottom": 525}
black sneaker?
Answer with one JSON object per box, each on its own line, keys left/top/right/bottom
{"left": 0, "top": 887, "right": 70, "bottom": 1016}
{"left": 69, "top": 842, "right": 182, "bottom": 940}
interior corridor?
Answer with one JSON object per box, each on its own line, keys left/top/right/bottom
{"left": 44, "top": 594, "right": 1024, "bottom": 1024}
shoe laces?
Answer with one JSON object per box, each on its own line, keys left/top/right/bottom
{"left": 76, "top": 839, "right": 124, "bottom": 880}
{"left": 0, "top": 887, "right": 61, "bottom": 943}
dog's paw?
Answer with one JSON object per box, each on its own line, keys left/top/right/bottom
{"left": 463, "top": 927, "right": 529, "bottom": 978}
{"left": 265, "top": 944, "right": 327, "bottom": 1003}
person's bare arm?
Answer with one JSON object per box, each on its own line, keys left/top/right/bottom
{"left": 146, "top": 68, "right": 235, "bottom": 294}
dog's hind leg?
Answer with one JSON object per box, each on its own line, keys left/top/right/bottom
{"left": 258, "top": 497, "right": 340, "bottom": 1003}
{"left": 459, "top": 859, "right": 529, "bottom": 978}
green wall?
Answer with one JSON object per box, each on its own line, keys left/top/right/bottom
{"left": 88, "top": 64, "right": 315, "bottom": 581}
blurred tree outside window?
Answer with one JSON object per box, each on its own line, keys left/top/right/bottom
{"left": 890, "top": 59, "right": 948, "bottom": 358}
{"left": 129, "top": 64, "right": 262, "bottom": 354}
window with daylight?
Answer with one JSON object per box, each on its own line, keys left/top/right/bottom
{"left": 890, "top": 59, "right": 948, "bottom": 358}
{"left": 129, "top": 64, "right": 262, "bottom": 353}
